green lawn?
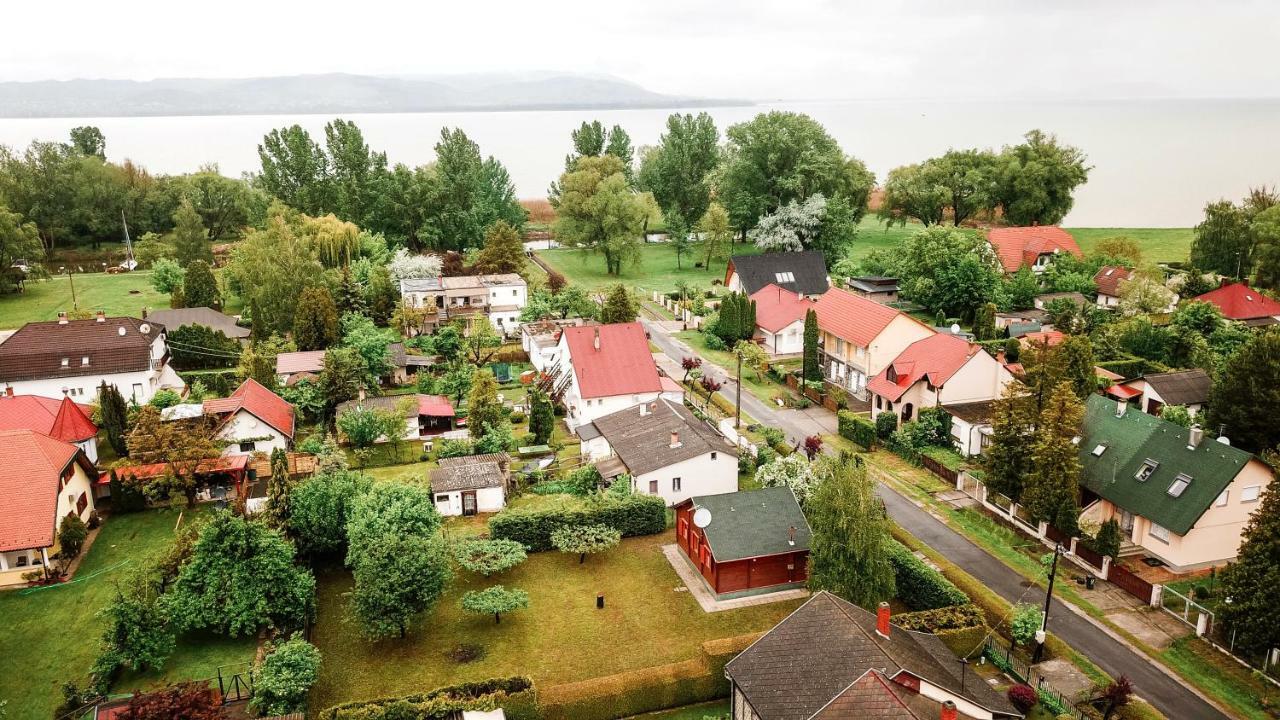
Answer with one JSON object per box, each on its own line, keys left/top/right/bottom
{"left": 673, "top": 330, "right": 792, "bottom": 406}
{"left": 1162, "top": 637, "right": 1280, "bottom": 720}
{"left": 0, "top": 506, "right": 256, "bottom": 718}
{"left": 307, "top": 529, "right": 800, "bottom": 712}
{"left": 625, "top": 700, "right": 729, "bottom": 719}
{"left": 1064, "top": 228, "right": 1193, "bottom": 265}
{"left": 0, "top": 271, "right": 171, "bottom": 329}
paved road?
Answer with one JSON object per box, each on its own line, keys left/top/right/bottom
{"left": 642, "top": 318, "right": 1231, "bottom": 720}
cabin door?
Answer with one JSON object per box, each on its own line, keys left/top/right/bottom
{"left": 462, "top": 491, "right": 477, "bottom": 516}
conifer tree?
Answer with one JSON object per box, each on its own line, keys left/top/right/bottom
{"left": 172, "top": 198, "right": 213, "bottom": 268}
{"left": 1021, "top": 381, "right": 1084, "bottom": 533}
{"left": 466, "top": 370, "right": 506, "bottom": 441}
{"left": 528, "top": 389, "right": 555, "bottom": 445}
{"left": 983, "top": 382, "right": 1036, "bottom": 500}
{"left": 263, "top": 448, "right": 295, "bottom": 530}
{"left": 292, "top": 286, "right": 340, "bottom": 351}
{"left": 1218, "top": 485, "right": 1280, "bottom": 655}
{"left": 99, "top": 381, "right": 130, "bottom": 456}
{"left": 600, "top": 284, "right": 638, "bottom": 324}
{"left": 181, "top": 260, "right": 220, "bottom": 309}
{"left": 716, "top": 292, "right": 740, "bottom": 343}
{"left": 473, "top": 220, "right": 527, "bottom": 275}
{"left": 802, "top": 308, "right": 822, "bottom": 382}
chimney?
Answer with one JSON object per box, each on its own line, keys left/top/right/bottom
{"left": 876, "top": 601, "right": 891, "bottom": 638}
{"left": 669, "top": 431, "right": 681, "bottom": 449}
{"left": 593, "top": 326, "right": 601, "bottom": 351}
{"left": 4, "top": 386, "right": 13, "bottom": 396}
{"left": 940, "top": 701, "right": 958, "bottom": 720}
{"left": 787, "top": 526, "right": 797, "bottom": 546}
{"left": 1188, "top": 424, "right": 1203, "bottom": 450}
{"left": 141, "top": 307, "right": 148, "bottom": 319}
{"left": 57, "top": 311, "right": 68, "bottom": 325}
{"left": 1115, "top": 399, "right": 1127, "bottom": 418}
{"left": 95, "top": 310, "right": 105, "bottom": 323}
{"left": 639, "top": 403, "right": 649, "bottom": 417}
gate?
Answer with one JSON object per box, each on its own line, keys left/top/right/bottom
{"left": 217, "top": 662, "right": 255, "bottom": 704}
{"left": 1109, "top": 564, "right": 1155, "bottom": 604}
{"left": 1160, "top": 585, "right": 1213, "bottom": 632}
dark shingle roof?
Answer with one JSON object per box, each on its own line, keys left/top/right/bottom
{"left": 590, "top": 398, "right": 730, "bottom": 476}
{"left": 1079, "top": 394, "right": 1255, "bottom": 535}
{"left": 0, "top": 316, "right": 162, "bottom": 382}
{"left": 943, "top": 400, "right": 996, "bottom": 425}
{"left": 430, "top": 453, "right": 510, "bottom": 493}
{"left": 687, "top": 486, "right": 810, "bottom": 562}
{"left": 730, "top": 250, "right": 829, "bottom": 296}
{"left": 145, "top": 307, "right": 249, "bottom": 339}
{"left": 1136, "top": 369, "right": 1212, "bottom": 408}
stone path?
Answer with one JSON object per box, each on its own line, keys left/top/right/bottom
{"left": 660, "top": 544, "right": 808, "bottom": 613}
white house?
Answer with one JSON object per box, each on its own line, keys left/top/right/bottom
{"left": 555, "top": 322, "right": 665, "bottom": 430}
{"left": 0, "top": 312, "right": 184, "bottom": 404}
{"left": 579, "top": 398, "right": 738, "bottom": 506}
{"left": 1094, "top": 265, "right": 1132, "bottom": 308}
{"left": 0, "top": 392, "right": 100, "bottom": 464}
{"left": 521, "top": 318, "right": 591, "bottom": 373}
{"left": 0, "top": 430, "right": 98, "bottom": 587}
{"left": 335, "top": 393, "right": 459, "bottom": 443}
{"left": 429, "top": 453, "right": 511, "bottom": 517}
{"left": 401, "top": 274, "right": 528, "bottom": 336}
{"left": 202, "top": 379, "right": 296, "bottom": 456}
{"left": 1108, "top": 369, "right": 1213, "bottom": 418}
{"left": 749, "top": 284, "right": 815, "bottom": 357}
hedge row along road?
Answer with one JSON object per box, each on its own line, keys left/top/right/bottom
{"left": 640, "top": 318, "right": 1230, "bottom": 720}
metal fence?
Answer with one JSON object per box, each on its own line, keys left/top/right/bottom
{"left": 1160, "top": 585, "right": 1213, "bottom": 633}
{"left": 983, "top": 636, "right": 1090, "bottom": 720}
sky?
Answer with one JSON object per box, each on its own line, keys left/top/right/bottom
{"left": 3, "top": 0, "right": 1278, "bottom": 100}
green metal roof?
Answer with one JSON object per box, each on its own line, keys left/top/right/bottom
{"left": 1078, "top": 394, "right": 1255, "bottom": 535}
{"left": 686, "top": 486, "right": 811, "bottom": 562}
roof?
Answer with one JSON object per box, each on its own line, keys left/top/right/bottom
{"left": 814, "top": 670, "right": 981, "bottom": 720}
{"left": 1006, "top": 320, "right": 1043, "bottom": 338}
{"left": 102, "top": 454, "right": 250, "bottom": 484}
{"left": 1194, "top": 281, "right": 1280, "bottom": 321}
{"left": 275, "top": 350, "right": 326, "bottom": 375}
{"left": 0, "top": 316, "right": 162, "bottom": 382}
{"left": 985, "top": 226, "right": 1082, "bottom": 273}
{"left": 725, "top": 591, "right": 1016, "bottom": 720}
{"left": 0, "top": 429, "right": 87, "bottom": 552}
{"left": 729, "top": 250, "right": 829, "bottom": 296}
{"left": 1104, "top": 384, "right": 1143, "bottom": 400}
{"left": 575, "top": 422, "right": 602, "bottom": 441}
{"left": 0, "top": 394, "right": 97, "bottom": 442}
{"left": 867, "top": 334, "right": 981, "bottom": 403}
{"left": 1079, "top": 394, "right": 1258, "bottom": 535}
{"left": 680, "top": 486, "right": 810, "bottom": 563}
{"left": 813, "top": 287, "right": 908, "bottom": 347}
{"left": 1020, "top": 330, "right": 1065, "bottom": 347}
{"left": 751, "top": 284, "right": 816, "bottom": 333}
{"left": 418, "top": 394, "right": 455, "bottom": 417}
{"left": 440, "top": 273, "right": 526, "bottom": 290}
{"left": 1131, "top": 369, "right": 1212, "bottom": 407}
{"left": 1095, "top": 366, "right": 1125, "bottom": 382}
{"left": 943, "top": 400, "right": 996, "bottom": 425}
{"left": 144, "top": 307, "right": 250, "bottom": 339}
{"left": 399, "top": 276, "right": 443, "bottom": 293}
{"left": 1093, "top": 266, "right": 1132, "bottom": 297}
{"left": 845, "top": 276, "right": 900, "bottom": 294}
{"left": 591, "top": 398, "right": 730, "bottom": 476}
{"left": 204, "top": 378, "right": 295, "bottom": 438}
{"left": 1036, "top": 291, "right": 1088, "bottom": 308}
{"left": 563, "top": 322, "right": 663, "bottom": 399}
{"left": 430, "top": 453, "right": 510, "bottom": 493}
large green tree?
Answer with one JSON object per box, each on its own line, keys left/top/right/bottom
{"left": 1191, "top": 200, "right": 1254, "bottom": 279}
{"left": 877, "top": 163, "right": 947, "bottom": 227}
{"left": 877, "top": 226, "right": 1002, "bottom": 320}
{"left": 472, "top": 219, "right": 526, "bottom": 275}
{"left": 466, "top": 370, "right": 507, "bottom": 441}
{"left": 257, "top": 125, "right": 332, "bottom": 216}
{"left": 552, "top": 155, "right": 645, "bottom": 275}
{"left": 1020, "top": 381, "right": 1084, "bottom": 533}
{"left": 288, "top": 469, "right": 372, "bottom": 558}
{"left": 802, "top": 308, "right": 821, "bottom": 382}
{"left": 325, "top": 118, "right": 387, "bottom": 228}
{"left": 806, "top": 454, "right": 896, "bottom": 608}
{"left": 1207, "top": 330, "right": 1280, "bottom": 453}
{"left": 528, "top": 388, "right": 555, "bottom": 445}
{"left": 600, "top": 284, "right": 639, "bottom": 324}
{"left": 1217, "top": 484, "right": 1280, "bottom": 656}
{"left": 0, "top": 205, "right": 43, "bottom": 293}
{"left": 171, "top": 198, "right": 212, "bottom": 268}
{"left": 991, "top": 130, "right": 1091, "bottom": 226}
{"left": 99, "top": 381, "right": 131, "bottom": 456}
{"left": 292, "top": 286, "right": 340, "bottom": 351}
{"left": 181, "top": 260, "right": 219, "bottom": 309}
{"left": 422, "top": 128, "right": 525, "bottom": 252}
{"left": 983, "top": 383, "right": 1035, "bottom": 500}
{"left": 637, "top": 112, "right": 719, "bottom": 228}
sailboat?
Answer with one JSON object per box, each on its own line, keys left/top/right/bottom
{"left": 119, "top": 209, "right": 138, "bottom": 271}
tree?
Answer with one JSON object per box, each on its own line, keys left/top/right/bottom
{"left": 1004, "top": 267, "right": 1039, "bottom": 310}
{"left": 735, "top": 340, "right": 768, "bottom": 382}
{"left": 250, "top": 635, "right": 322, "bottom": 717}
{"left": 806, "top": 454, "right": 896, "bottom": 607}
{"left": 1058, "top": 334, "right": 1097, "bottom": 400}
{"left": 262, "top": 449, "right": 295, "bottom": 530}
{"left": 1159, "top": 404, "right": 1193, "bottom": 428}
{"left": 238, "top": 335, "right": 290, "bottom": 391}
{"left": 387, "top": 248, "right": 443, "bottom": 282}
{"left": 421, "top": 127, "right": 525, "bottom": 252}
{"left": 1093, "top": 518, "right": 1123, "bottom": 560}
{"left": 461, "top": 585, "right": 529, "bottom": 624}
{"left": 467, "top": 370, "right": 507, "bottom": 441}
{"left": 99, "top": 382, "right": 130, "bottom": 456}
{"left": 1207, "top": 331, "right": 1280, "bottom": 453}
{"left": 1170, "top": 299, "right": 1225, "bottom": 337}
{"left": 877, "top": 163, "right": 947, "bottom": 228}
{"left": 1100, "top": 676, "right": 1134, "bottom": 720}
{"left": 551, "top": 524, "right": 621, "bottom": 564}
{"left": 98, "top": 584, "right": 174, "bottom": 674}
{"left": 991, "top": 130, "right": 1090, "bottom": 226}
{"left": 1218, "top": 484, "right": 1280, "bottom": 656}
{"left": 668, "top": 215, "right": 692, "bottom": 270}
{"left": 340, "top": 313, "right": 394, "bottom": 385}
{"left": 168, "top": 324, "right": 240, "bottom": 371}
{"left": 318, "top": 346, "right": 366, "bottom": 417}
{"left": 930, "top": 149, "right": 998, "bottom": 226}
{"left": 163, "top": 512, "right": 315, "bottom": 637}
{"left": 1010, "top": 603, "right": 1044, "bottom": 646}
{"left": 288, "top": 469, "right": 371, "bottom": 558}
{"left": 349, "top": 532, "right": 451, "bottom": 639}
{"left": 108, "top": 469, "right": 147, "bottom": 513}
{"left": 324, "top": 118, "right": 387, "bottom": 228}
{"left": 697, "top": 202, "right": 732, "bottom": 270}
{"left": 126, "top": 406, "right": 222, "bottom": 505}
{"left": 57, "top": 513, "right": 89, "bottom": 569}
{"left": 454, "top": 538, "right": 528, "bottom": 576}
{"left": 973, "top": 302, "right": 997, "bottom": 341}
{"left": 257, "top": 125, "right": 331, "bottom": 216}
{"left": 1117, "top": 273, "right": 1176, "bottom": 316}
{"left": 881, "top": 226, "right": 1002, "bottom": 320}
{"left": 528, "top": 388, "right": 555, "bottom": 445}
{"left": 181, "top": 260, "right": 219, "bottom": 309}
{"left": 1191, "top": 200, "right": 1254, "bottom": 278}
{"left": 749, "top": 194, "right": 827, "bottom": 252}
{"left": 802, "top": 308, "right": 822, "bottom": 382}
{"left": 638, "top": 112, "right": 720, "bottom": 228}
{"left": 755, "top": 454, "right": 819, "bottom": 505}
{"left": 600, "top": 284, "right": 639, "bottom": 324}
{"left": 1021, "top": 382, "right": 1083, "bottom": 533}
{"left": 1252, "top": 205, "right": 1280, "bottom": 289}
{"left": 69, "top": 125, "right": 107, "bottom": 158}
{"left": 337, "top": 405, "right": 406, "bottom": 450}
{"left": 346, "top": 482, "right": 443, "bottom": 553}
{"left": 225, "top": 207, "right": 327, "bottom": 335}
{"left": 116, "top": 682, "right": 226, "bottom": 720}
{"left": 552, "top": 155, "right": 645, "bottom": 275}
{"left": 473, "top": 220, "right": 526, "bottom": 275}
{"left": 0, "top": 205, "right": 43, "bottom": 294}
{"left": 171, "top": 198, "right": 212, "bottom": 268}
{"left": 984, "top": 384, "right": 1035, "bottom": 500}
{"left": 292, "top": 286, "right": 340, "bottom": 351}
{"left": 459, "top": 319, "right": 503, "bottom": 367}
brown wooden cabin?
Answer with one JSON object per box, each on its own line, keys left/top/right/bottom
{"left": 674, "top": 487, "right": 811, "bottom": 597}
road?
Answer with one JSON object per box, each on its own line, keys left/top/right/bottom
{"left": 642, "top": 318, "right": 1231, "bottom": 720}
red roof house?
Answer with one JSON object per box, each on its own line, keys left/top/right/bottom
{"left": 985, "top": 226, "right": 1082, "bottom": 273}
{"left": 1093, "top": 265, "right": 1132, "bottom": 301}
{"left": 203, "top": 378, "right": 295, "bottom": 454}
{"left": 867, "top": 334, "right": 980, "bottom": 403}
{"left": 812, "top": 286, "right": 901, "bottom": 348}
{"left": 0, "top": 394, "right": 97, "bottom": 443}
{"left": 749, "top": 284, "right": 816, "bottom": 355}
{"left": 563, "top": 322, "right": 662, "bottom": 399}
{"left": 1195, "top": 281, "right": 1280, "bottom": 325}
{"left": 0, "top": 429, "right": 98, "bottom": 582}
{"left": 811, "top": 287, "right": 937, "bottom": 396}
{"left": 1020, "top": 330, "right": 1066, "bottom": 348}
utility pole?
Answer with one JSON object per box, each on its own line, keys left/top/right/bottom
{"left": 62, "top": 267, "right": 78, "bottom": 311}
{"left": 1032, "top": 543, "right": 1064, "bottom": 664}
{"left": 735, "top": 347, "right": 743, "bottom": 429}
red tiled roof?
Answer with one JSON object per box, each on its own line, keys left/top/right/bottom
{"left": 750, "top": 283, "right": 816, "bottom": 333}
{"left": 564, "top": 322, "right": 662, "bottom": 399}
{"left": 985, "top": 226, "right": 1082, "bottom": 273}
{"left": 1195, "top": 282, "right": 1280, "bottom": 320}
{"left": 812, "top": 287, "right": 903, "bottom": 347}
{"left": 867, "top": 334, "right": 980, "bottom": 402}
{"left": 203, "top": 378, "right": 295, "bottom": 438}
{"left": 1093, "top": 265, "right": 1132, "bottom": 297}
{"left": 0, "top": 395, "right": 97, "bottom": 442}
{"left": 101, "top": 453, "right": 250, "bottom": 485}
{"left": 274, "top": 350, "right": 326, "bottom": 375}
{"left": 417, "top": 394, "right": 455, "bottom": 417}
{"left": 1105, "top": 384, "right": 1143, "bottom": 399}
{"left": 1020, "top": 330, "right": 1066, "bottom": 347}
{"left": 0, "top": 429, "right": 82, "bottom": 552}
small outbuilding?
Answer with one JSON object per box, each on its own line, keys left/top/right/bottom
{"left": 430, "top": 453, "right": 511, "bottom": 517}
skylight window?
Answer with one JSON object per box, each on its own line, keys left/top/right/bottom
{"left": 1167, "top": 473, "right": 1192, "bottom": 498}
{"left": 1091, "top": 444, "right": 1107, "bottom": 457}
{"left": 1135, "top": 459, "right": 1159, "bottom": 482}
{"left": 775, "top": 271, "right": 795, "bottom": 283}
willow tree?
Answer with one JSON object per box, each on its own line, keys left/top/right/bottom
{"left": 806, "top": 454, "right": 895, "bottom": 608}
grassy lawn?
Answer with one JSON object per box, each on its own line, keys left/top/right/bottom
{"left": 1064, "top": 228, "right": 1193, "bottom": 265}
{"left": 673, "top": 330, "right": 792, "bottom": 406}
{"left": 307, "top": 529, "right": 800, "bottom": 712}
{"left": 1162, "top": 637, "right": 1280, "bottom": 720}
{"left": 0, "top": 506, "right": 256, "bottom": 718}
{"left": 0, "top": 271, "right": 171, "bottom": 329}
{"left": 625, "top": 700, "right": 729, "bottom": 719}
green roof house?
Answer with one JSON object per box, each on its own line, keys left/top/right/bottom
{"left": 1078, "top": 394, "right": 1274, "bottom": 572}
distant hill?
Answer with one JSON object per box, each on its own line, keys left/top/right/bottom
{"left": 0, "top": 73, "right": 745, "bottom": 118}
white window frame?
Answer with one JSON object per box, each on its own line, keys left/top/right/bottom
{"left": 1149, "top": 523, "right": 1170, "bottom": 543}
{"left": 1241, "top": 485, "right": 1261, "bottom": 503}
{"left": 1215, "top": 490, "right": 1229, "bottom": 507}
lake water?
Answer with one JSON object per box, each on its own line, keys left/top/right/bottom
{"left": 1, "top": 98, "right": 1278, "bottom": 227}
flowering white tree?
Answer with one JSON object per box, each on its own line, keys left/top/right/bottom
{"left": 755, "top": 453, "right": 819, "bottom": 505}
{"left": 387, "top": 248, "right": 443, "bottom": 283}
{"left": 1117, "top": 274, "right": 1178, "bottom": 316}
{"left": 748, "top": 194, "right": 827, "bottom": 252}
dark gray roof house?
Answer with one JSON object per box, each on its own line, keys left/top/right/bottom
{"left": 145, "top": 307, "right": 250, "bottom": 339}
{"left": 430, "top": 453, "right": 511, "bottom": 493}
{"left": 584, "top": 397, "right": 732, "bottom": 477}
{"left": 727, "top": 250, "right": 829, "bottom": 297}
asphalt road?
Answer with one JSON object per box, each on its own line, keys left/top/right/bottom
{"left": 642, "top": 318, "right": 1231, "bottom": 720}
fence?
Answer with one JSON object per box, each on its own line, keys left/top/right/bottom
{"left": 1159, "top": 585, "right": 1214, "bottom": 635}
{"left": 1072, "top": 542, "right": 1105, "bottom": 572}
{"left": 1108, "top": 564, "right": 1156, "bottom": 605}
{"left": 920, "top": 454, "right": 959, "bottom": 484}
{"left": 984, "top": 637, "right": 1089, "bottom": 720}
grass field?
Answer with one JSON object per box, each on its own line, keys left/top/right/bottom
{"left": 1065, "top": 227, "right": 1194, "bottom": 265}
{"left": 306, "top": 529, "right": 800, "bottom": 712}
{"left": 673, "top": 329, "right": 792, "bottom": 405}
{"left": 0, "top": 271, "right": 171, "bottom": 329}
{"left": 0, "top": 506, "right": 256, "bottom": 718}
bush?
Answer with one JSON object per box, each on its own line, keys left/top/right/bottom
{"left": 837, "top": 410, "right": 876, "bottom": 449}
{"left": 758, "top": 426, "right": 786, "bottom": 447}
{"left": 436, "top": 438, "right": 476, "bottom": 459}
{"left": 1192, "top": 584, "right": 1213, "bottom": 601}
{"left": 1092, "top": 519, "right": 1122, "bottom": 560}
{"left": 875, "top": 411, "right": 898, "bottom": 439}
{"left": 58, "top": 513, "right": 90, "bottom": 561}
{"left": 1008, "top": 684, "right": 1038, "bottom": 713}
{"left": 936, "top": 625, "right": 990, "bottom": 660}
{"left": 488, "top": 494, "right": 666, "bottom": 552}
{"left": 319, "top": 677, "right": 536, "bottom": 720}
{"left": 703, "top": 333, "right": 727, "bottom": 351}
{"left": 445, "top": 643, "right": 486, "bottom": 664}
{"left": 892, "top": 603, "right": 985, "bottom": 633}
{"left": 509, "top": 410, "right": 527, "bottom": 424}
{"left": 148, "top": 389, "right": 183, "bottom": 409}
{"left": 177, "top": 369, "right": 238, "bottom": 397}
{"left": 251, "top": 635, "right": 322, "bottom": 716}
{"left": 564, "top": 466, "right": 602, "bottom": 496}
{"left": 1011, "top": 603, "right": 1044, "bottom": 647}
{"left": 887, "top": 540, "right": 968, "bottom": 610}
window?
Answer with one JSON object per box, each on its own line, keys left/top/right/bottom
{"left": 1149, "top": 523, "right": 1170, "bottom": 543}
{"left": 710, "top": 452, "right": 717, "bottom": 460}
{"left": 60, "top": 357, "right": 69, "bottom": 367}
{"left": 239, "top": 441, "right": 256, "bottom": 452}
{"left": 1215, "top": 490, "right": 1229, "bottom": 507}
{"left": 81, "top": 356, "right": 89, "bottom": 366}
{"left": 1167, "top": 473, "right": 1192, "bottom": 497}
{"left": 648, "top": 480, "right": 659, "bottom": 494}
{"left": 775, "top": 271, "right": 795, "bottom": 283}
{"left": 1135, "top": 459, "right": 1159, "bottom": 482}
{"left": 435, "top": 494, "right": 450, "bottom": 503}
{"left": 1241, "top": 485, "right": 1261, "bottom": 503}
{"left": 76, "top": 493, "right": 88, "bottom": 514}
{"left": 1091, "top": 444, "right": 1107, "bottom": 457}
{"left": 672, "top": 477, "right": 682, "bottom": 492}
{"left": 513, "top": 289, "right": 518, "bottom": 296}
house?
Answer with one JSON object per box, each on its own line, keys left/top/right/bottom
{"left": 400, "top": 273, "right": 528, "bottom": 336}
{"left": 867, "top": 333, "right": 1015, "bottom": 431}
{"left": 430, "top": 453, "right": 511, "bottom": 516}
{"left": 555, "top": 322, "right": 665, "bottom": 429}
{"left": 275, "top": 350, "right": 326, "bottom": 387}
{"left": 579, "top": 398, "right": 737, "bottom": 506}
{"left": 674, "top": 487, "right": 811, "bottom": 598}
{"left": 144, "top": 306, "right": 251, "bottom": 342}
{"left": 203, "top": 378, "right": 295, "bottom": 456}
{"left": 1194, "top": 280, "right": 1280, "bottom": 326}
{"left": 1093, "top": 266, "right": 1132, "bottom": 307}
{"left": 725, "top": 251, "right": 829, "bottom": 297}
{"left": 812, "top": 287, "right": 935, "bottom": 397}
{"left": 725, "top": 591, "right": 1020, "bottom": 720}
{"left": 1077, "top": 395, "right": 1275, "bottom": 572}
{"left": 0, "top": 312, "right": 184, "bottom": 404}
{"left": 387, "top": 342, "right": 435, "bottom": 385}
{"left": 998, "top": 316, "right": 1045, "bottom": 339}
{"left": 101, "top": 454, "right": 251, "bottom": 503}
{"left": 0, "top": 392, "right": 100, "bottom": 463}
{"left": 1034, "top": 291, "right": 1088, "bottom": 310}
{"left": 1018, "top": 330, "right": 1065, "bottom": 348}
{"left": 1109, "top": 369, "right": 1213, "bottom": 417}
{"left": 749, "top": 284, "right": 815, "bottom": 356}
{"left": 335, "top": 393, "right": 458, "bottom": 442}
{"left": 985, "top": 226, "right": 1082, "bottom": 274}
{"left": 945, "top": 401, "right": 998, "bottom": 457}
{"left": 0, "top": 430, "right": 98, "bottom": 586}
{"left": 521, "top": 318, "right": 591, "bottom": 373}
{"left": 844, "top": 275, "right": 900, "bottom": 304}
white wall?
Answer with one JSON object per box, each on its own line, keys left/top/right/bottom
{"left": 76, "top": 438, "right": 99, "bottom": 465}
{"left": 632, "top": 450, "right": 738, "bottom": 506}
{"left": 433, "top": 486, "right": 506, "bottom": 517}
{"left": 950, "top": 417, "right": 990, "bottom": 457}
{"left": 758, "top": 319, "right": 805, "bottom": 355}
{"left": 4, "top": 369, "right": 160, "bottom": 404}
{"left": 218, "top": 409, "right": 289, "bottom": 456}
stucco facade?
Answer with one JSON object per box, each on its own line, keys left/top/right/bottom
{"left": 217, "top": 409, "right": 290, "bottom": 456}
{"left": 433, "top": 486, "right": 505, "bottom": 517}
{"left": 627, "top": 450, "right": 738, "bottom": 507}
{"left": 870, "top": 348, "right": 1014, "bottom": 424}
{"left": 0, "top": 459, "right": 96, "bottom": 587}
{"left": 822, "top": 314, "right": 935, "bottom": 396}
{"left": 755, "top": 318, "right": 805, "bottom": 356}
{"left": 1, "top": 332, "right": 182, "bottom": 405}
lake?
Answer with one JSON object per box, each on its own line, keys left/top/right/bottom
{"left": 1, "top": 98, "right": 1277, "bottom": 227}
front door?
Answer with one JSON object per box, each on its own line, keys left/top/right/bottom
{"left": 1120, "top": 510, "right": 1135, "bottom": 536}
{"left": 461, "top": 491, "right": 477, "bottom": 516}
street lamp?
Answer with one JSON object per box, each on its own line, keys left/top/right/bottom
{"left": 1032, "top": 542, "right": 1067, "bottom": 664}
{"left": 735, "top": 346, "right": 743, "bottom": 429}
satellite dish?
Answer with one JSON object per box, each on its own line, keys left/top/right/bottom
{"left": 1216, "top": 435, "right": 1231, "bottom": 446}
{"left": 950, "top": 323, "right": 961, "bottom": 334}
{"left": 693, "top": 507, "right": 712, "bottom": 529}
{"left": 139, "top": 323, "right": 151, "bottom": 334}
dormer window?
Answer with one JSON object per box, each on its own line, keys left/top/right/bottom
{"left": 81, "top": 356, "right": 90, "bottom": 366}
{"left": 1135, "top": 459, "right": 1159, "bottom": 482}
{"left": 1167, "top": 473, "right": 1192, "bottom": 498}
{"left": 1091, "top": 444, "right": 1107, "bottom": 457}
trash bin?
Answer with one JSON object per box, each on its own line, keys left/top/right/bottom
{"left": 1085, "top": 576, "right": 1096, "bottom": 590}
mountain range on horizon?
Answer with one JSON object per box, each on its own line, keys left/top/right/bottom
{"left": 0, "top": 72, "right": 746, "bottom": 119}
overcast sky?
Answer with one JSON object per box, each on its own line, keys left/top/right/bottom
{"left": 3, "top": 0, "right": 1278, "bottom": 100}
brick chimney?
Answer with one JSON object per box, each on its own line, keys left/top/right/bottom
{"left": 95, "top": 310, "right": 106, "bottom": 323}
{"left": 593, "top": 326, "right": 601, "bottom": 351}
{"left": 669, "top": 431, "right": 681, "bottom": 449}
{"left": 787, "top": 525, "right": 797, "bottom": 545}
{"left": 940, "top": 700, "right": 958, "bottom": 720}
{"left": 1115, "top": 399, "right": 1127, "bottom": 418}
{"left": 57, "top": 311, "right": 68, "bottom": 325}
{"left": 4, "top": 386, "right": 13, "bottom": 397}
{"left": 876, "top": 601, "right": 891, "bottom": 638}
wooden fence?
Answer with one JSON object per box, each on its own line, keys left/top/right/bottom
{"left": 920, "top": 454, "right": 959, "bottom": 485}
{"left": 1073, "top": 542, "right": 1105, "bottom": 572}
{"left": 1108, "top": 563, "right": 1155, "bottom": 604}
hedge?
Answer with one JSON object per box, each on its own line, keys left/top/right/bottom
{"left": 888, "top": 540, "right": 969, "bottom": 610}
{"left": 837, "top": 410, "right": 875, "bottom": 450}
{"left": 178, "top": 368, "right": 239, "bottom": 396}
{"left": 319, "top": 677, "right": 537, "bottom": 720}
{"left": 892, "top": 603, "right": 985, "bottom": 633}
{"left": 488, "top": 494, "right": 667, "bottom": 552}
{"left": 936, "top": 626, "right": 990, "bottom": 660}
{"left": 709, "top": 391, "right": 737, "bottom": 418}
{"left": 1096, "top": 354, "right": 1170, "bottom": 381}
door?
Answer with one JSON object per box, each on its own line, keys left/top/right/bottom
{"left": 461, "top": 491, "right": 477, "bottom": 516}
{"left": 1120, "top": 510, "right": 1135, "bottom": 537}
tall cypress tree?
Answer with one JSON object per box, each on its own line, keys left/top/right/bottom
{"left": 983, "top": 383, "right": 1035, "bottom": 500}
{"left": 182, "top": 260, "right": 220, "bottom": 309}
{"left": 528, "top": 389, "right": 554, "bottom": 445}
{"left": 293, "top": 286, "right": 340, "bottom": 351}
{"left": 802, "top": 308, "right": 822, "bottom": 382}
{"left": 263, "top": 448, "right": 294, "bottom": 530}
{"left": 742, "top": 297, "right": 757, "bottom": 342}
{"left": 716, "top": 293, "right": 740, "bottom": 343}
{"left": 1021, "top": 381, "right": 1084, "bottom": 533}
{"left": 99, "top": 381, "right": 130, "bottom": 455}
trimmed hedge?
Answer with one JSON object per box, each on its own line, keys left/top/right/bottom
{"left": 319, "top": 677, "right": 537, "bottom": 720}
{"left": 888, "top": 540, "right": 969, "bottom": 610}
{"left": 178, "top": 369, "right": 239, "bottom": 397}
{"left": 1096, "top": 354, "right": 1170, "bottom": 381}
{"left": 488, "top": 495, "right": 667, "bottom": 552}
{"left": 936, "top": 626, "right": 990, "bottom": 660}
{"left": 837, "top": 410, "right": 875, "bottom": 449}
{"left": 709, "top": 392, "right": 737, "bottom": 417}
{"left": 893, "top": 603, "right": 985, "bottom": 633}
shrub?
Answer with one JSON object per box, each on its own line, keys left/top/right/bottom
{"left": 758, "top": 426, "right": 785, "bottom": 447}
{"left": 1092, "top": 519, "right": 1122, "bottom": 560}
{"left": 887, "top": 541, "right": 968, "bottom": 610}
{"left": 58, "top": 514, "right": 89, "bottom": 561}
{"left": 319, "top": 677, "right": 536, "bottom": 720}
{"left": 875, "top": 411, "right": 898, "bottom": 439}
{"left": 837, "top": 410, "right": 876, "bottom": 449}
{"left": 445, "top": 643, "right": 486, "bottom": 664}
{"left": 703, "top": 333, "right": 727, "bottom": 351}
{"left": 1192, "top": 584, "right": 1213, "bottom": 601}
{"left": 148, "top": 388, "right": 183, "bottom": 409}
{"left": 1011, "top": 603, "right": 1044, "bottom": 646}
{"left": 1008, "top": 684, "right": 1038, "bottom": 713}
{"left": 550, "top": 524, "right": 621, "bottom": 564}
{"left": 936, "top": 625, "right": 990, "bottom": 660}
{"left": 564, "top": 466, "right": 602, "bottom": 496}
{"left": 892, "top": 603, "right": 985, "bottom": 633}
{"left": 251, "top": 635, "right": 322, "bottom": 716}
{"left": 436, "top": 438, "right": 476, "bottom": 459}
{"left": 453, "top": 538, "right": 527, "bottom": 576}
{"left": 115, "top": 682, "right": 225, "bottom": 720}
{"left": 488, "top": 495, "right": 666, "bottom": 552}
{"left": 509, "top": 410, "right": 526, "bottom": 424}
